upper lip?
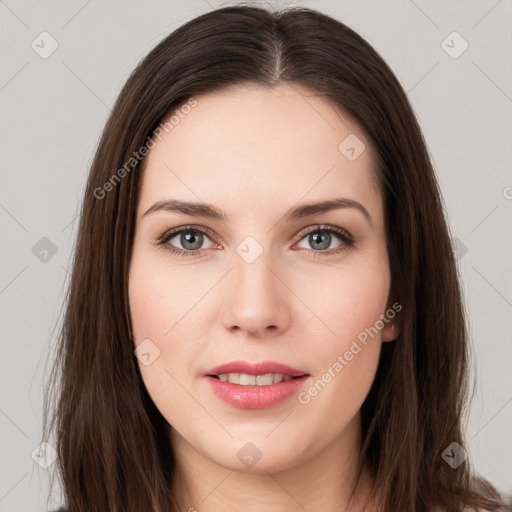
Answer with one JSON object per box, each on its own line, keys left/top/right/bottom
{"left": 204, "top": 360, "right": 308, "bottom": 377}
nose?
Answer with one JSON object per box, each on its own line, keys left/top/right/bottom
{"left": 222, "top": 247, "right": 291, "bottom": 338}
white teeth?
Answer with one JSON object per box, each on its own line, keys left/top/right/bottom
{"left": 239, "top": 374, "right": 256, "bottom": 385}
{"left": 273, "top": 373, "right": 284, "bottom": 384}
{"left": 227, "top": 373, "right": 240, "bottom": 384}
{"left": 215, "top": 373, "right": 296, "bottom": 386}
{"left": 256, "top": 374, "right": 274, "bottom": 386}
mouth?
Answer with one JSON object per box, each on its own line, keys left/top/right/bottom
{"left": 208, "top": 373, "right": 302, "bottom": 385}
{"left": 204, "top": 360, "right": 308, "bottom": 379}
{"left": 203, "top": 361, "right": 310, "bottom": 409}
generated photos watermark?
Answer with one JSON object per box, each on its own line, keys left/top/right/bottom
{"left": 298, "top": 301, "right": 402, "bottom": 405}
{"left": 93, "top": 97, "right": 198, "bottom": 200}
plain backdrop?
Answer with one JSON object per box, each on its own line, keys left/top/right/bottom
{"left": 1, "top": 1, "right": 511, "bottom": 510}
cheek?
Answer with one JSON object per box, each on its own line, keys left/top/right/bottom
{"left": 128, "top": 268, "right": 189, "bottom": 426}
{"left": 128, "top": 252, "right": 209, "bottom": 416}
{"left": 295, "top": 253, "right": 390, "bottom": 346}
{"left": 294, "top": 257, "right": 388, "bottom": 417}
{"left": 129, "top": 277, "right": 165, "bottom": 340}
{"left": 128, "top": 253, "right": 192, "bottom": 341}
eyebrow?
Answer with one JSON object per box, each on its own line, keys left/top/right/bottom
{"left": 142, "top": 197, "right": 373, "bottom": 226}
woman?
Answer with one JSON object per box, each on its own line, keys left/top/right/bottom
{"left": 43, "top": 5, "right": 509, "bottom": 511}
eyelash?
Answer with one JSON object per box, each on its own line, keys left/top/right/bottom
{"left": 156, "top": 224, "right": 355, "bottom": 259}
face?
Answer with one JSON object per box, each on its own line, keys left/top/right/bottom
{"left": 128, "top": 83, "right": 396, "bottom": 475}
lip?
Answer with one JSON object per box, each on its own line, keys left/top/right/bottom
{"left": 204, "top": 360, "right": 308, "bottom": 378}
{"left": 203, "top": 360, "right": 310, "bottom": 409}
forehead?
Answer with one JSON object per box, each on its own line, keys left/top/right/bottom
{"left": 138, "top": 83, "right": 382, "bottom": 222}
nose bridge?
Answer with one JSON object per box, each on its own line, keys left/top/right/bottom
{"left": 234, "top": 243, "right": 274, "bottom": 298}
{"left": 223, "top": 235, "right": 288, "bottom": 334}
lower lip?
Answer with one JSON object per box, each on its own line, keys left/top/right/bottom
{"left": 204, "top": 375, "right": 309, "bottom": 409}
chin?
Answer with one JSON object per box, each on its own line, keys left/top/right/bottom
{"left": 205, "top": 439, "right": 306, "bottom": 475}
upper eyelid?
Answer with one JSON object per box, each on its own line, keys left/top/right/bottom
{"left": 167, "top": 225, "right": 216, "bottom": 238}
{"left": 295, "top": 224, "right": 352, "bottom": 240}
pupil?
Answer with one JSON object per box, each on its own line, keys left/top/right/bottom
{"left": 310, "top": 231, "right": 330, "bottom": 250}
{"left": 182, "top": 231, "right": 202, "bottom": 250}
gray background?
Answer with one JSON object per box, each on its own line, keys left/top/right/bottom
{"left": 1, "top": 0, "right": 511, "bottom": 510}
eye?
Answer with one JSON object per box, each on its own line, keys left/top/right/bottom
{"left": 294, "top": 225, "right": 354, "bottom": 256}
{"left": 157, "top": 226, "right": 217, "bottom": 257}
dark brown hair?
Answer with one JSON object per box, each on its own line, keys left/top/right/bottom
{"left": 43, "top": 4, "right": 508, "bottom": 512}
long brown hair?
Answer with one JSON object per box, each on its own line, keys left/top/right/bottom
{"left": 42, "top": 4, "right": 508, "bottom": 511}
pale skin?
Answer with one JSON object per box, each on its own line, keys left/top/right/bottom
{"left": 128, "top": 83, "right": 400, "bottom": 511}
